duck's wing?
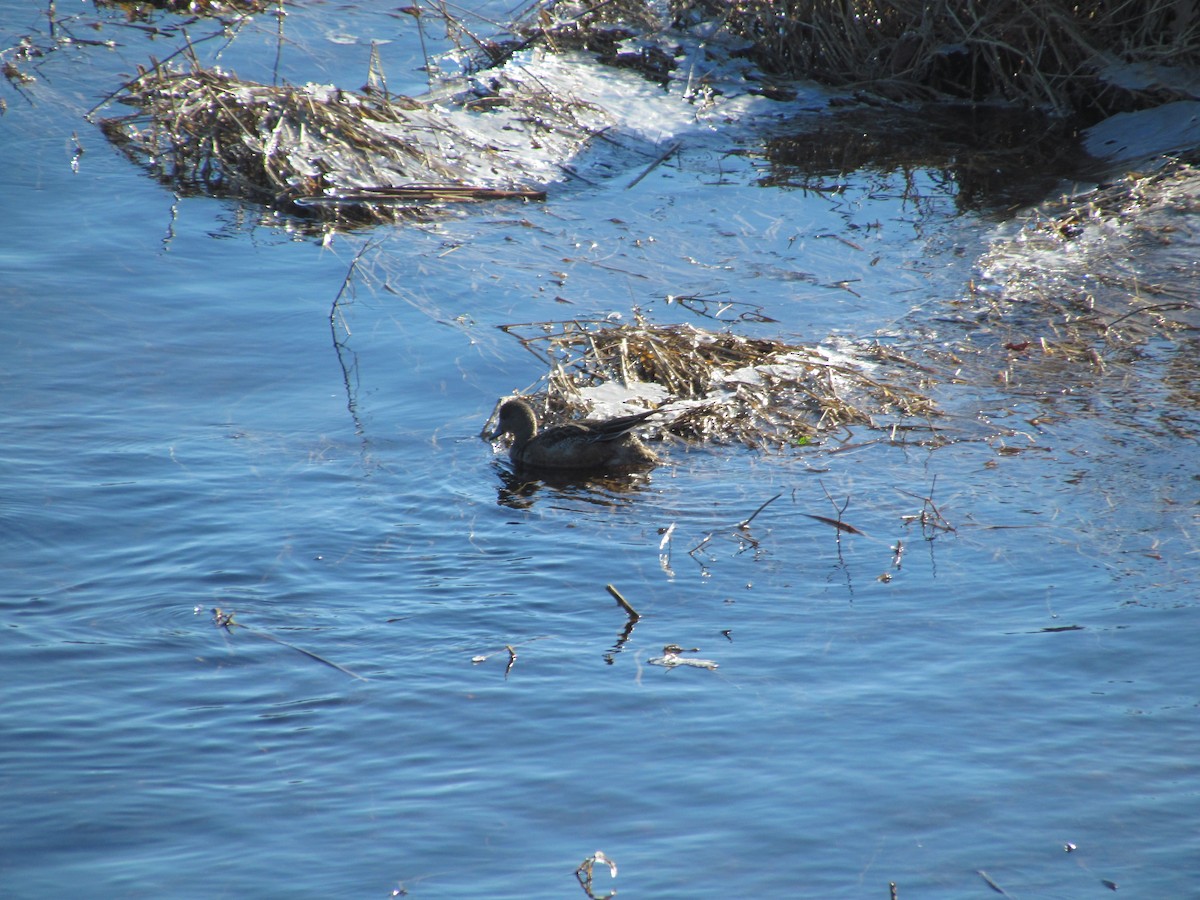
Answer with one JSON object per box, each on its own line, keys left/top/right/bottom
{"left": 583, "top": 408, "right": 658, "bottom": 443}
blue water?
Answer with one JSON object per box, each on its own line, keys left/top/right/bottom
{"left": 3, "top": 2, "right": 1199, "bottom": 898}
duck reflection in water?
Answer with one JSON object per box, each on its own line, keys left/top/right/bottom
{"left": 492, "top": 463, "right": 656, "bottom": 509}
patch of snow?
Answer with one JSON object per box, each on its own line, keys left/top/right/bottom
{"left": 1084, "top": 100, "right": 1200, "bottom": 167}
{"left": 1097, "top": 60, "right": 1200, "bottom": 96}
{"left": 576, "top": 380, "right": 670, "bottom": 416}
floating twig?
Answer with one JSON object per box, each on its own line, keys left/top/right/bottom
{"left": 471, "top": 635, "right": 552, "bottom": 670}
{"left": 803, "top": 482, "right": 865, "bottom": 544}
{"left": 976, "top": 870, "right": 1009, "bottom": 895}
{"left": 896, "top": 474, "right": 956, "bottom": 536}
{"left": 504, "top": 644, "right": 518, "bottom": 679}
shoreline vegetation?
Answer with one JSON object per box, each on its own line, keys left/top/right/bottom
{"left": 709, "top": 0, "right": 1198, "bottom": 117}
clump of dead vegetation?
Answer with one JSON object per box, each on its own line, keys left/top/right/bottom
{"left": 98, "top": 56, "right": 566, "bottom": 222}
{"left": 700, "top": 0, "right": 1200, "bottom": 116}
{"left": 498, "top": 318, "right": 940, "bottom": 448}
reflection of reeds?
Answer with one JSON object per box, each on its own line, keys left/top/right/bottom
{"left": 500, "top": 319, "right": 940, "bottom": 448}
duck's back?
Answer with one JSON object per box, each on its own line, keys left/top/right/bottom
{"left": 515, "top": 418, "right": 657, "bottom": 469}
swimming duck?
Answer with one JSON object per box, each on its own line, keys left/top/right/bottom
{"left": 488, "top": 397, "right": 659, "bottom": 470}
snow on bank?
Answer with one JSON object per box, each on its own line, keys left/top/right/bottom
{"left": 1084, "top": 100, "right": 1200, "bottom": 168}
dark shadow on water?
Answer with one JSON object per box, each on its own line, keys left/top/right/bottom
{"left": 758, "top": 104, "right": 1091, "bottom": 213}
{"left": 492, "top": 461, "right": 656, "bottom": 510}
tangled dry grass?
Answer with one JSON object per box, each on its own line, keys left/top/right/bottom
{"left": 498, "top": 318, "right": 941, "bottom": 449}
{"left": 698, "top": 0, "right": 1200, "bottom": 115}
{"left": 98, "top": 60, "right": 559, "bottom": 222}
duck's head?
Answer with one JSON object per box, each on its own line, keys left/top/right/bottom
{"left": 488, "top": 398, "right": 538, "bottom": 443}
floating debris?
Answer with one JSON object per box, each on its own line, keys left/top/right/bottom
{"left": 717, "top": 0, "right": 1199, "bottom": 115}
{"left": 98, "top": 52, "right": 612, "bottom": 222}
{"left": 470, "top": 636, "right": 551, "bottom": 675}
{"left": 575, "top": 850, "right": 618, "bottom": 900}
{"left": 648, "top": 643, "right": 718, "bottom": 670}
{"left": 499, "top": 318, "right": 941, "bottom": 450}
{"left": 976, "top": 869, "right": 1010, "bottom": 895}
{"left": 802, "top": 513, "right": 865, "bottom": 535}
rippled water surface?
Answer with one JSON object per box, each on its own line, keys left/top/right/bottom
{"left": 3, "top": 2, "right": 1198, "bottom": 898}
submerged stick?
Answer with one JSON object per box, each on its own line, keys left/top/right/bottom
{"left": 803, "top": 513, "right": 865, "bottom": 535}
{"left": 626, "top": 140, "right": 681, "bottom": 189}
{"left": 976, "top": 870, "right": 1009, "bottom": 895}
{"left": 605, "top": 584, "right": 639, "bottom": 620}
{"left": 211, "top": 608, "right": 368, "bottom": 681}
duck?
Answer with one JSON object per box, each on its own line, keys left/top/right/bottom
{"left": 487, "top": 397, "right": 659, "bottom": 470}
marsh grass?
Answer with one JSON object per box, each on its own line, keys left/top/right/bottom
{"left": 99, "top": 55, "right": 564, "bottom": 223}
{"left": 703, "top": 0, "right": 1200, "bottom": 115}
{"left": 499, "top": 318, "right": 942, "bottom": 449}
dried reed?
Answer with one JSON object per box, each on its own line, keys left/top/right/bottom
{"left": 690, "top": 0, "right": 1199, "bottom": 114}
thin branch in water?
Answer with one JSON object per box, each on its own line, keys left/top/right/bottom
{"left": 471, "top": 635, "right": 552, "bottom": 671}
{"left": 211, "top": 607, "right": 368, "bottom": 681}
{"left": 816, "top": 480, "right": 861, "bottom": 537}
{"left": 1101, "top": 300, "right": 1199, "bottom": 332}
{"left": 606, "top": 583, "right": 639, "bottom": 620}
{"left": 803, "top": 512, "right": 864, "bottom": 535}
{"left": 976, "top": 869, "right": 1010, "bottom": 896}
{"left": 738, "top": 492, "right": 782, "bottom": 530}
{"left": 504, "top": 644, "right": 517, "bottom": 679}
{"left": 330, "top": 239, "right": 377, "bottom": 340}
{"left": 626, "top": 140, "right": 681, "bottom": 189}
{"left": 895, "top": 473, "right": 955, "bottom": 535}
{"left": 271, "top": 0, "right": 286, "bottom": 86}
{"left": 687, "top": 533, "right": 714, "bottom": 574}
